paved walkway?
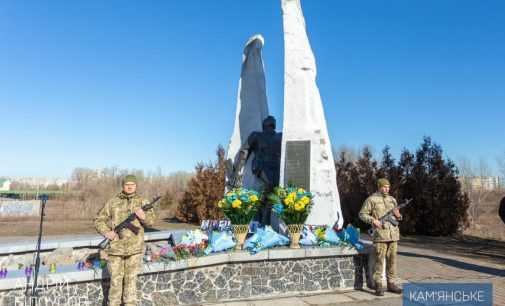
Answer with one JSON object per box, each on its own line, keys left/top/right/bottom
{"left": 208, "top": 237, "right": 505, "bottom": 306}
{"left": 209, "top": 291, "right": 401, "bottom": 306}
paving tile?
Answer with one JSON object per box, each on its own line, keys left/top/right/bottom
{"left": 343, "top": 290, "right": 378, "bottom": 301}
{"left": 301, "top": 293, "right": 354, "bottom": 304}
{"left": 223, "top": 302, "right": 256, "bottom": 306}
{"left": 251, "top": 297, "right": 308, "bottom": 306}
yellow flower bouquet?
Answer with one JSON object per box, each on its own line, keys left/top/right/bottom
{"left": 267, "top": 186, "right": 313, "bottom": 225}
{"left": 217, "top": 188, "right": 261, "bottom": 225}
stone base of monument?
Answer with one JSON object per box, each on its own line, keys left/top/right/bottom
{"left": 0, "top": 246, "right": 373, "bottom": 306}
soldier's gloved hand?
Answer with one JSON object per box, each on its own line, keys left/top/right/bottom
{"left": 135, "top": 208, "right": 146, "bottom": 220}
{"left": 104, "top": 231, "right": 118, "bottom": 241}
{"left": 372, "top": 219, "right": 383, "bottom": 229}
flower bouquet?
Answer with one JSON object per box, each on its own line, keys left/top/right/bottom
{"left": 268, "top": 186, "right": 314, "bottom": 248}
{"left": 217, "top": 188, "right": 261, "bottom": 249}
{"left": 173, "top": 245, "right": 192, "bottom": 260}
{"left": 314, "top": 226, "right": 340, "bottom": 246}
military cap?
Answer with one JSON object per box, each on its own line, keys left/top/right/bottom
{"left": 377, "top": 178, "right": 391, "bottom": 188}
{"left": 122, "top": 174, "right": 137, "bottom": 185}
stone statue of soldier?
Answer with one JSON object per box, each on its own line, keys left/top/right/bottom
{"left": 228, "top": 115, "right": 282, "bottom": 225}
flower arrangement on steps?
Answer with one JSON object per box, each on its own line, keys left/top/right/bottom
{"left": 217, "top": 188, "right": 261, "bottom": 249}
{"left": 268, "top": 186, "right": 314, "bottom": 248}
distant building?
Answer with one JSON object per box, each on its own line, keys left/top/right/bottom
{"left": 12, "top": 177, "right": 67, "bottom": 188}
{"left": 460, "top": 176, "right": 501, "bottom": 191}
{"left": 0, "top": 178, "right": 12, "bottom": 191}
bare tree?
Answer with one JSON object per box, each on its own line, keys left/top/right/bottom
{"left": 497, "top": 151, "right": 505, "bottom": 188}
{"left": 458, "top": 158, "right": 493, "bottom": 226}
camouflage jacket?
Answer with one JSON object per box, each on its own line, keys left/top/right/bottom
{"left": 359, "top": 192, "right": 400, "bottom": 242}
{"left": 94, "top": 192, "right": 156, "bottom": 256}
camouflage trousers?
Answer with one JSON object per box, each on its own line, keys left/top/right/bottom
{"left": 107, "top": 253, "right": 142, "bottom": 306}
{"left": 373, "top": 241, "right": 398, "bottom": 287}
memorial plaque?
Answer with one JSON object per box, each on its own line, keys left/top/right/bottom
{"left": 284, "top": 140, "right": 311, "bottom": 190}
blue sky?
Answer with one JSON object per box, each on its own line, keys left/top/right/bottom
{"left": 1, "top": 0, "right": 504, "bottom": 177}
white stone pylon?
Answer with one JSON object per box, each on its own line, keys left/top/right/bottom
{"left": 226, "top": 35, "right": 269, "bottom": 191}
{"left": 280, "top": 0, "right": 343, "bottom": 228}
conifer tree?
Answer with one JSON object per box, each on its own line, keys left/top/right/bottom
{"left": 336, "top": 150, "right": 356, "bottom": 225}
{"left": 336, "top": 138, "right": 469, "bottom": 236}
{"left": 176, "top": 146, "right": 225, "bottom": 223}
{"left": 344, "top": 146, "right": 378, "bottom": 228}
{"left": 377, "top": 146, "right": 401, "bottom": 199}
{"left": 399, "top": 137, "right": 469, "bottom": 235}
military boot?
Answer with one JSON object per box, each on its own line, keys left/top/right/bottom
{"left": 387, "top": 282, "right": 403, "bottom": 294}
{"left": 375, "top": 284, "right": 385, "bottom": 296}
{"left": 367, "top": 281, "right": 376, "bottom": 290}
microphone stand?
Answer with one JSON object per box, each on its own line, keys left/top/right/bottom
{"left": 30, "top": 194, "right": 48, "bottom": 306}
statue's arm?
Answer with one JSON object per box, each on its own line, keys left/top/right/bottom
{"left": 237, "top": 134, "right": 255, "bottom": 168}
{"left": 230, "top": 133, "right": 256, "bottom": 187}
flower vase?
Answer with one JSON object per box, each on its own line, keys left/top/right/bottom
{"left": 287, "top": 224, "right": 304, "bottom": 249}
{"left": 231, "top": 224, "right": 249, "bottom": 250}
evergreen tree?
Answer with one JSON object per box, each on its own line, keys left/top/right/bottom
{"left": 353, "top": 146, "right": 378, "bottom": 195}
{"left": 397, "top": 149, "right": 417, "bottom": 231}
{"left": 176, "top": 146, "right": 225, "bottom": 223}
{"left": 398, "top": 137, "right": 469, "bottom": 235}
{"left": 335, "top": 150, "right": 356, "bottom": 226}
{"left": 335, "top": 138, "right": 469, "bottom": 236}
{"left": 377, "top": 146, "right": 401, "bottom": 199}
{"left": 337, "top": 147, "right": 377, "bottom": 228}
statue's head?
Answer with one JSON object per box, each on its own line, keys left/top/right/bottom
{"left": 262, "top": 116, "right": 276, "bottom": 132}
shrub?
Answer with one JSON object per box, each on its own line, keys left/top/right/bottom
{"left": 175, "top": 146, "right": 226, "bottom": 223}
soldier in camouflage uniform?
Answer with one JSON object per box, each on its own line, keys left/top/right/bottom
{"left": 499, "top": 196, "right": 505, "bottom": 224}
{"left": 359, "top": 178, "right": 403, "bottom": 296}
{"left": 95, "top": 175, "right": 156, "bottom": 306}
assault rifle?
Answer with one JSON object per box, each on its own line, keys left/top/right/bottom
{"left": 368, "top": 198, "right": 413, "bottom": 236}
{"left": 98, "top": 196, "right": 161, "bottom": 249}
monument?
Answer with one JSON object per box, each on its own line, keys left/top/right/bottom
{"left": 280, "top": 0, "right": 343, "bottom": 228}
{"left": 226, "top": 35, "right": 270, "bottom": 192}
{"left": 226, "top": 0, "right": 343, "bottom": 229}
{"left": 225, "top": 35, "right": 283, "bottom": 226}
